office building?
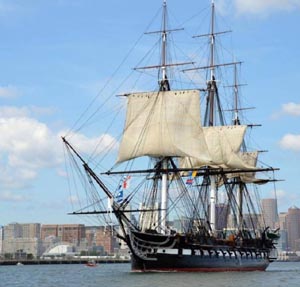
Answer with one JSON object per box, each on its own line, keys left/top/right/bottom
{"left": 286, "top": 206, "right": 300, "bottom": 251}
{"left": 41, "top": 224, "right": 85, "bottom": 245}
{"left": 2, "top": 223, "right": 42, "bottom": 257}
{"left": 261, "top": 198, "right": 279, "bottom": 230}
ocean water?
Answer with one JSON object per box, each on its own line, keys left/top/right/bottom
{"left": 0, "top": 262, "right": 299, "bottom": 287}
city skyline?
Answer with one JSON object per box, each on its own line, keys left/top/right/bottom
{"left": 0, "top": 222, "right": 120, "bottom": 258}
{"left": 1, "top": 204, "right": 298, "bottom": 255}
{"left": 0, "top": 0, "right": 300, "bottom": 225}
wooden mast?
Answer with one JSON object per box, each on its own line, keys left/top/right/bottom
{"left": 208, "top": 0, "right": 217, "bottom": 234}
{"left": 160, "top": 0, "right": 169, "bottom": 234}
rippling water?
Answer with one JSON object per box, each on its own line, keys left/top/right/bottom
{"left": 1, "top": 262, "right": 299, "bottom": 287}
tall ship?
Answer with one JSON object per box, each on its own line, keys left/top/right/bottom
{"left": 63, "top": 0, "right": 280, "bottom": 272}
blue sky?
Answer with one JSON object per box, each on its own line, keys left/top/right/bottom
{"left": 0, "top": 0, "right": 300, "bottom": 225}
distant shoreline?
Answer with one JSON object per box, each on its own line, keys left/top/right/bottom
{"left": 0, "top": 258, "right": 130, "bottom": 266}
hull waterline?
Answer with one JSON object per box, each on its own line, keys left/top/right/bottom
{"left": 131, "top": 253, "right": 269, "bottom": 272}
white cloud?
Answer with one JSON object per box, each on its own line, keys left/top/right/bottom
{"left": 0, "top": 191, "right": 28, "bottom": 202}
{"left": 271, "top": 102, "right": 300, "bottom": 119}
{"left": 216, "top": 0, "right": 300, "bottom": 15}
{"left": 279, "top": 133, "right": 300, "bottom": 151}
{"left": 0, "top": 106, "right": 119, "bottom": 191}
{"left": 235, "top": 0, "right": 300, "bottom": 14}
{"left": 0, "top": 117, "right": 61, "bottom": 170}
{"left": 62, "top": 131, "right": 118, "bottom": 156}
{"left": 0, "top": 85, "right": 20, "bottom": 98}
{"left": 282, "top": 102, "right": 300, "bottom": 116}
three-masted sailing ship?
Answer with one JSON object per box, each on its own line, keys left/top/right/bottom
{"left": 63, "top": 0, "right": 280, "bottom": 272}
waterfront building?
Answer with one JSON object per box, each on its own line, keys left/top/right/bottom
{"left": 41, "top": 224, "right": 85, "bottom": 246}
{"left": 41, "top": 224, "right": 58, "bottom": 239}
{"left": 3, "top": 238, "right": 43, "bottom": 258}
{"left": 84, "top": 226, "right": 118, "bottom": 255}
{"left": 58, "top": 224, "right": 85, "bottom": 245}
{"left": 2, "top": 223, "right": 42, "bottom": 257}
{"left": 95, "top": 226, "right": 117, "bottom": 255}
{"left": 85, "top": 226, "right": 98, "bottom": 248}
{"left": 42, "top": 243, "right": 75, "bottom": 258}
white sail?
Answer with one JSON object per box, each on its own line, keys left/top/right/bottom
{"left": 240, "top": 151, "right": 258, "bottom": 165}
{"left": 117, "top": 89, "right": 212, "bottom": 163}
{"left": 181, "top": 125, "right": 250, "bottom": 169}
{"left": 239, "top": 151, "right": 269, "bottom": 184}
{"left": 204, "top": 125, "right": 248, "bottom": 168}
{"left": 216, "top": 151, "right": 269, "bottom": 184}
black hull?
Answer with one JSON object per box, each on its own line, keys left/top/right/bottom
{"left": 131, "top": 252, "right": 269, "bottom": 272}
{"left": 127, "top": 231, "right": 274, "bottom": 272}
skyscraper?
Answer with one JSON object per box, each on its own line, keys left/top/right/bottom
{"left": 286, "top": 206, "right": 300, "bottom": 251}
{"left": 277, "top": 212, "right": 288, "bottom": 251}
{"left": 261, "top": 198, "right": 279, "bottom": 229}
{"left": 215, "top": 203, "right": 230, "bottom": 231}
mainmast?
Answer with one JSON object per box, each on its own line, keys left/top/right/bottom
{"left": 233, "top": 63, "right": 243, "bottom": 230}
{"left": 200, "top": 1, "right": 239, "bottom": 234}
{"left": 208, "top": 0, "right": 216, "bottom": 126}
{"left": 183, "top": 0, "right": 242, "bottom": 234}
{"left": 232, "top": 63, "right": 247, "bottom": 231}
{"left": 208, "top": 0, "right": 217, "bottom": 234}
{"left": 233, "top": 63, "right": 240, "bottom": 126}
{"left": 160, "top": 0, "right": 169, "bottom": 234}
{"left": 159, "top": 0, "right": 170, "bottom": 91}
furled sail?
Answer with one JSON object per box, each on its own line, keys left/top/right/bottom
{"left": 117, "top": 89, "right": 212, "bottom": 163}
{"left": 180, "top": 125, "right": 251, "bottom": 169}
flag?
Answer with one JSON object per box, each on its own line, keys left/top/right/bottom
{"left": 186, "top": 178, "right": 193, "bottom": 185}
{"left": 116, "top": 188, "right": 123, "bottom": 203}
{"left": 116, "top": 176, "right": 131, "bottom": 203}
{"left": 122, "top": 175, "right": 131, "bottom": 189}
{"left": 186, "top": 171, "right": 197, "bottom": 185}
